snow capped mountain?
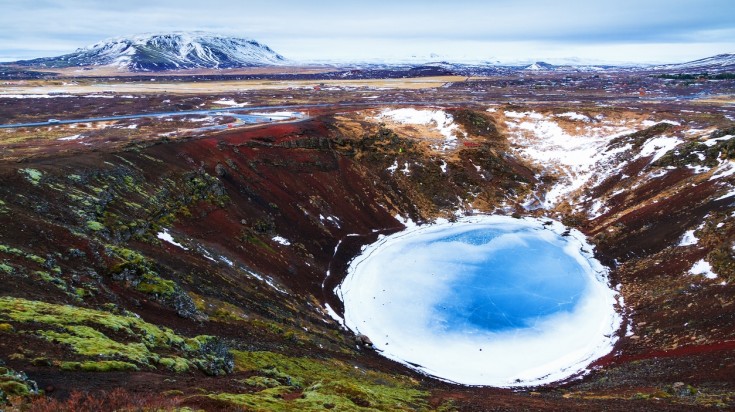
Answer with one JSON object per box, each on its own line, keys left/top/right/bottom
{"left": 652, "top": 53, "right": 735, "bottom": 73}
{"left": 523, "top": 61, "right": 556, "bottom": 71}
{"left": 15, "top": 32, "right": 287, "bottom": 71}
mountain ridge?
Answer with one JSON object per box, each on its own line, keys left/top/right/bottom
{"left": 12, "top": 32, "right": 287, "bottom": 71}
{"left": 5, "top": 32, "right": 734, "bottom": 74}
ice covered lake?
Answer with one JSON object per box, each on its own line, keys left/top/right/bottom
{"left": 336, "top": 215, "right": 622, "bottom": 387}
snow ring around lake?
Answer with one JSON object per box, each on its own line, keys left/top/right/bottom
{"left": 336, "top": 215, "right": 621, "bottom": 387}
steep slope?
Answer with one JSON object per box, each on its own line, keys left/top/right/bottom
{"left": 13, "top": 32, "right": 286, "bottom": 71}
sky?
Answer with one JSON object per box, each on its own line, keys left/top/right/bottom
{"left": 0, "top": 0, "right": 733, "bottom": 64}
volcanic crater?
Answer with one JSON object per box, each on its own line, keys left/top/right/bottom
{"left": 0, "top": 77, "right": 734, "bottom": 410}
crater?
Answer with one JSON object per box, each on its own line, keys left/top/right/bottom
{"left": 337, "top": 215, "right": 622, "bottom": 387}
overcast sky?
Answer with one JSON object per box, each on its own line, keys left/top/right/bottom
{"left": 0, "top": 0, "right": 733, "bottom": 64}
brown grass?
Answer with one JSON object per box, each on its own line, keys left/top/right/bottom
{"left": 0, "top": 76, "right": 466, "bottom": 95}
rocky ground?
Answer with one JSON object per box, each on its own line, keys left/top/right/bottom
{"left": 0, "top": 72, "right": 734, "bottom": 410}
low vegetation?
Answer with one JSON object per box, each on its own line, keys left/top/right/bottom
{"left": 203, "top": 351, "right": 434, "bottom": 411}
{"left": 0, "top": 297, "right": 232, "bottom": 375}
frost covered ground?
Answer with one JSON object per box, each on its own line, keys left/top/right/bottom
{"left": 337, "top": 215, "right": 621, "bottom": 387}
{"left": 374, "top": 108, "right": 465, "bottom": 151}
{"left": 503, "top": 110, "right": 638, "bottom": 208}
{"left": 502, "top": 110, "right": 688, "bottom": 210}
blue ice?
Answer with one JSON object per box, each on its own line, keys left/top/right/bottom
{"left": 428, "top": 228, "right": 586, "bottom": 333}
{"left": 338, "top": 216, "right": 621, "bottom": 386}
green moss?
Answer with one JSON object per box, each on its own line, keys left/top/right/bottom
{"left": 0, "top": 367, "right": 37, "bottom": 398}
{"left": 184, "top": 335, "right": 215, "bottom": 352}
{"left": 19, "top": 168, "right": 42, "bottom": 185}
{"left": 60, "top": 360, "right": 139, "bottom": 372}
{"left": 0, "top": 297, "right": 220, "bottom": 372}
{"left": 0, "top": 245, "right": 19, "bottom": 255}
{"left": 108, "top": 246, "right": 146, "bottom": 265}
{"left": 135, "top": 273, "right": 176, "bottom": 297}
{"left": 211, "top": 351, "right": 430, "bottom": 411}
{"left": 39, "top": 325, "right": 157, "bottom": 364}
{"left": 24, "top": 254, "right": 46, "bottom": 265}
{"left": 0, "top": 245, "right": 46, "bottom": 266}
{"left": 33, "top": 270, "right": 55, "bottom": 282}
{"left": 68, "top": 174, "right": 82, "bottom": 182}
{"left": 0, "top": 323, "right": 13, "bottom": 332}
{"left": 86, "top": 220, "right": 105, "bottom": 231}
{"left": 243, "top": 376, "right": 282, "bottom": 389}
{"left": 158, "top": 357, "right": 190, "bottom": 372}
{"left": 189, "top": 292, "right": 248, "bottom": 322}
{"left": 0, "top": 380, "right": 31, "bottom": 396}
{"left": 0, "top": 263, "right": 12, "bottom": 274}
{"left": 107, "top": 247, "right": 199, "bottom": 319}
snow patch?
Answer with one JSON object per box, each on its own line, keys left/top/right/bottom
{"left": 642, "top": 120, "right": 681, "bottom": 127}
{"left": 272, "top": 236, "right": 291, "bottom": 246}
{"left": 211, "top": 98, "right": 250, "bottom": 107}
{"left": 689, "top": 259, "right": 718, "bottom": 279}
{"left": 324, "top": 303, "right": 344, "bottom": 324}
{"left": 156, "top": 229, "right": 188, "bottom": 250}
{"left": 711, "top": 161, "right": 735, "bottom": 181}
{"left": 401, "top": 162, "right": 411, "bottom": 175}
{"left": 58, "top": 134, "right": 82, "bottom": 141}
{"left": 678, "top": 230, "right": 698, "bottom": 246}
{"left": 702, "top": 135, "right": 733, "bottom": 147}
{"left": 635, "top": 136, "right": 682, "bottom": 163}
{"left": 395, "top": 214, "right": 417, "bottom": 228}
{"left": 716, "top": 185, "right": 735, "bottom": 201}
{"left": 555, "top": 112, "right": 590, "bottom": 122}
{"left": 375, "top": 108, "right": 464, "bottom": 151}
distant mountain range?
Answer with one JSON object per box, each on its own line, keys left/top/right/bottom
{"left": 4, "top": 32, "right": 734, "bottom": 75}
{"left": 12, "top": 32, "right": 286, "bottom": 71}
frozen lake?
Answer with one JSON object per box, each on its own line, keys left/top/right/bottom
{"left": 336, "top": 215, "right": 621, "bottom": 387}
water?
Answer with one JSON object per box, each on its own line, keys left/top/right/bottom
{"left": 337, "top": 215, "right": 621, "bottom": 387}
{"left": 431, "top": 228, "right": 587, "bottom": 333}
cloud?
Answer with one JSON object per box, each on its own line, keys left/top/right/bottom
{"left": 0, "top": 0, "right": 733, "bottom": 63}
